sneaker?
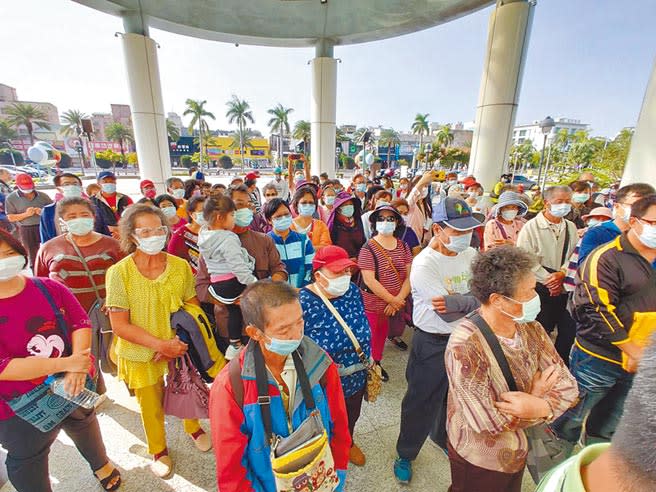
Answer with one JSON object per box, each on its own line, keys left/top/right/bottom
{"left": 388, "top": 336, "right": 408, "bottom": 351}
{"left": 224, "top": 344, "right": 242, "bottom": 361}
{"left": 191, "top": 431, "right": 212, "bottom": 452}
{"left": 376, "top": 362, "right": 389, "bottom": 382}
{"left": 393, "top": 457, "right": 412, "bottom": 484}
{"left": 349, "top": 444, "right": 366, "bottom": 466}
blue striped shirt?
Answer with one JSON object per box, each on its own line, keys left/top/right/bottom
{"left": 268, "top": 230, "right": 315, "bottom": 288}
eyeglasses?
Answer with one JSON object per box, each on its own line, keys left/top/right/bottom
{"left": 638, "top": 218, "right": 656, "bottom": 227}
{"left": 377, "top": 216, "right": 397, "bottom": 223}
{"left": 134, "top": 226, "right": 168, "bottom": 238}
{"left": 264, "top": 194, "right": 278, "bottom": 198}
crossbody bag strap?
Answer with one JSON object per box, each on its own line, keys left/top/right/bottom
{"left": 467, "top": 311, "right": 517, "bottom": 392}
{"left": 32, "top": 278, "right": 68, "bottom": 339}
{"left": 253, "top": 343, "right": 274, "bottom": 443}
{"left": 313, "top": 286, "right": 369, "bottom": 367}
{"left": 292, "top": 351, "right": 316, "bottom": 411}
{"left": 66, "top": 234, "right": 103, "bottom": 304}
{"left": 495, "top": 220, "right": 509, "bottom": 240}
{"left": 560, "top": 225, "right": 571, "bottom": 267}
{"left": 368, "top": 238, "right": 402, "bottom": 283}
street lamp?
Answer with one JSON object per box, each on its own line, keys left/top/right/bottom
{"left": 536, "top": 116, "right": 555, "bottom": 186}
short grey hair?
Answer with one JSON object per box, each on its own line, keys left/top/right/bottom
{"left": 241, "top": 280, "right": 299, "bottom": 331}
{"left": 543, "top": 185, "right": 572, "bottom": 202}
{"left": 165, "top": 177, "right": 183, "bottom": 189}
{"left": 470, "top": 246, "right": 538, "bottom": 303}
{"left": 611, "top": 334, "right": 656, "bottom": 488}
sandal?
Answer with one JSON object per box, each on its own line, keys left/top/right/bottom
{"left": 94, "top": 465, "right": 122, "bottom": 491}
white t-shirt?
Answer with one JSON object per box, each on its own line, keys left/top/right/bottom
{"left": 410, "top": 246, "right": 477, "bottom": 334}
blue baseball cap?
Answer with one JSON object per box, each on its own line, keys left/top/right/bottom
{"left": 432, "top": 197, "right": 482, "bottom": 231}
{"left": 97, "top": 170, "right": 116, "bottom": 181}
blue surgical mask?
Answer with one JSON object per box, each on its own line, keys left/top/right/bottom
{"left": 265, "top": 335, "right": 303, "bottom": 356}
{"left": 61, "top": 185, "right": 82, "bottom": 198}
{"left": 161, "top": 206, "right": 177, "bottom": 218}
{"left": 324, "top": 195, "right": 336, "bottom": 206}
{"left": 339, "top": 205, "right": 355, "bottom": 218}
{"left": 193, "top": 212, "right": 207, "bottom": 226}
{"left": 572, "top": 193, "right": 590, "bottom": 204}
{"left": 549, "top": 203, "right": 572, "bottom": 218}
{"left": 272, "top": 215, "right": 292, "bottom": 231}
{"left": 443, "top": 232, "right": 472, "bottom": 253}
{"left": 234, "top": 208, "right": 254, "bottom": 227}
{"left": 298, "top": 204, "right": 316, "bottom": 217}
{"left": 356, "top": 183, "right": 367, "bottom": 193}
{"left": 376, "top": 221, "right": 396, "bottom": 236}
{"left": 586, "top": 218, "right": 602, "bottom": 227}
{"left": 65, "top": 217, "right": 94, "bottom": 236}
{"left": 101, "top": 183, "right": 116, "bottom": 194}
{"left": 171, "top": 188, "right": 185, "bottom": 200}
{"left": 502, "top": 294, "right": 541, "bottom": 323}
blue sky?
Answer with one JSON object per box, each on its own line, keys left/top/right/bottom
{"left": 1, "top": 0, "right": 654, "bottom": 138}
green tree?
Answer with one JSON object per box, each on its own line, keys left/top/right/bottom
{"left": 225, "top": 95, "right": 255, "bottom": 172}
{"left": 378, "top": 128, "right": 400, "bottom": 167}
{"left": 180, "top": 155, "right": 193, "bottom": 169}
{"left": 434, "top": 124, "right": 454, "bottom": 150}
{"left": 293, "top": 120, "right": 311, "bottom": 156}
{"left": 166, "top": 119, "right": 181, "bottom": 142}
{"left": 219, "top": 155, "right": 234, "bottom": 170}
{"left": 4, "top": 103, "right": 51, "bottom": 144}
{"left": 105, "top": 122, "right": 134, "bottom": 171}
{"left": 0, "top": 121, "right": 18, "bottom": 143}
{"left": 229, "top": 128, "right": 255, "bottom": 165}
{"left": 183, "top": 99, "right": 215, "bottom": 171}
{"left": 411, "top": 113, "right": 430, "bottom": 168}
{"left": 60, "top": 109, "right": 90, "bottom": 168}
{"left": 267, "top": 103, "right": 294, "bottom": 166}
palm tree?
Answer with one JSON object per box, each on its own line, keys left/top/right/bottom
{"left": 4, "top": 103, "right": 51, "bottom": 144}
{"left": 411, "top": 113, "right": 430, "bottom": 168}
{"left": 267, "top": 104, "right": 294, "bottom": 166}
{"left": 229, "top": 129, "right": 255, "bottom": 153}
{"left": 434, "top": 124, "right": 454, "bottom": 149}
{"left": 292, "top": 120, "right": 311, "bottom": 156}
{"left": 166, "top": 119, "right": 181, "bottom": 142}
{"left": 225, "top": 95, "right": 255, "bottom": 171}
{"left": 0, "top": 121, "right": 18, "bottom": 144}
{"left": 61, "top": 109, "right": 90, "bottom": 168}
{"left": 184, "top": 99, "right": 215, "bottom": 171}
{"left": 105, "top": 122, "right": 134, "bottom": 171}
{"left": 378, "top": 129, "right": 400, "bottom": 168}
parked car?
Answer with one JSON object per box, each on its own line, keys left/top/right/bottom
{"left": 511, "top": 174, "right": 537, "bottom": 188}
{"left": 16, "top": 165, "right": 48, "bottom": 178}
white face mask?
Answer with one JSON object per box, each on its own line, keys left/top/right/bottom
{"left": 613, "top": 204, "right": 631, "bottom": 222}
{"left": 319, "top": 271, "right": 351, "bottom": 297}
{"left": 501, "top": 294, "right": 541, "bottom": 323}
{"left": 193, "top": 212, "right": 207, "bottom": 226}
{"left": 637, "top": 221, "right": 656, "bottom": 249}
{"left": 65, "top": 217, "right": 94, "bottom": 236}
{"left": 134, "top": 235, "right": 167, "bottom": 255}
{"left": 61, "top": 185, "right": 82, "bottom": 198}
{"left": 161, "top": 206, "right": 177, "bottom": 219}
{"left": 441, "top": 231, "right": 472, "bottom": 253}
{"left": 0, "top": 255, "right": 26, "bottom": 281}
{"left": 549, "top": 203, "right": 572, "bottom": 218}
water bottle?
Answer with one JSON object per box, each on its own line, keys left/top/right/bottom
{"left": 47, "top": 376, "right": 100, "bottom": 409}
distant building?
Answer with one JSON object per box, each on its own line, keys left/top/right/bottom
{"left": 91, "top": 113, "right": 113, "bottom": 141}
{"left": 111, "top": 103, "right": 132, "bottom": 128}
{"left": 167, "top": 112, "right": 183, "bottom": 135}
{"left": 0, "top": 84, "right": 18, "bottom": 102}
{"left": 0, "top": 83, "right": 61, "bottom": 145}
{"left": 512, "top": 117, "right": 590, "bottom": 151}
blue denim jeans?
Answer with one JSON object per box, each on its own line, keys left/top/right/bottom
{"left": 551, "top": 346, "right": 633, "bottom": 444}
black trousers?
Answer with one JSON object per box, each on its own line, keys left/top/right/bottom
{"left": 0, "top": 408, "right": 108, "bottom": 492}
{"left": 536, "top": 287, "right": 576, "bottom": 365}
{"left": 18, "top": 223, "right": 40, "bottom": 269}
{"left": 396, "top": 329, "right": 450, "bottom": 460}
{"left": 209, "top": 277, "right": 247, "bottom": 341}
{"left": 345, "top": 386, "right": 365, "bottom": 438}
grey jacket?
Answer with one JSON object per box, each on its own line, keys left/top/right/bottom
{"left": 197, "top": 228, "right": 257, "bottom": 285}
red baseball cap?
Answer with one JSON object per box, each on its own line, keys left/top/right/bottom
{"left": 140, "top": 179, "right": 155, "bottom": 189}
{"left": 16, "top": 173, "right": 34, "bottom": 191}
{"left": 312, "top": 245, "right": 358, "bottom": 273}
{"left": 245, "top": 172, "right": 258, "bottom": 181}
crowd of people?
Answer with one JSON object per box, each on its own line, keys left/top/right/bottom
{"left": 0, "top": 162, "right": 654, "bottom": 492}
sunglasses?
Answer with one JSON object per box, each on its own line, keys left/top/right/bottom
{"left": 377, "top": 216, "right": 397, "bottom": 223}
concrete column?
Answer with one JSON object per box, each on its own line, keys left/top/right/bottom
{"left": 468, "top": 0, "right": 534, "bottom": 191}
{"left": 622, "top": 57, "right": 656, "bottom": 186}
{"left": 310, "top": 43, "right": 337, "bottom": 178}
{"left": 120, "top": 12, "right": 170, "bottom": 191}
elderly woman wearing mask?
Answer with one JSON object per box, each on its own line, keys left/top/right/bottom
{"left": 445, "top": 246, "right": 578, "bottom": 492}
{"left": 483, "top": 191, "right": 528, "bottom": 250}
{"left": 300, "top": 245, "right": 372, "bottom": 467}
{"left": 105, "top": 204, "right": 212, "bottom": 479}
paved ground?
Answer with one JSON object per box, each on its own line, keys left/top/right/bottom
{"left": 0, "top": 329, "right": 538, "bottom": 492}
